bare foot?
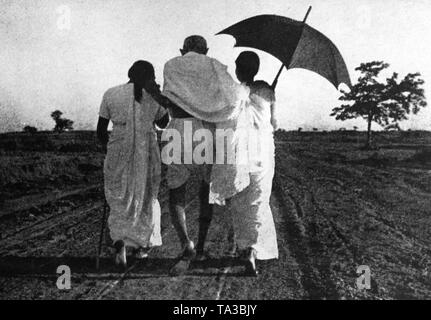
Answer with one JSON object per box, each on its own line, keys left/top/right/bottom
{"left": 169, "top": 241, "right": 195, "bottom": 276}
{"left": 195, "top": 251, "right": 212, "bottom": 262}
{"left": 244, "top": 248, "right": 258, "bottom": 277}
{"left": 182, "top": 241, "right": 196, "bottom": 260}
{"left": 169, "top": 259, "right": 192, "bottom": 276}
{"left": 225, "top": 244, "right": 238, "bottom": 257}
{"left": 134, "top": 247, "right": 150, "bottom": 259}
{"left": 114, "top": 240, "right": 127, "bottom": 269}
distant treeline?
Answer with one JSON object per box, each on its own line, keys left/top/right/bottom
{"left": 0, "top": 131, "right": 103, "bottom": 152}
{"left": 274, "top": 129, "right": 431, "bottom": 145}
{"left": 1, "top": 129, "right": 430, "bottom": 152}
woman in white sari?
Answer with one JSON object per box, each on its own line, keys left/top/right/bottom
{"left": 230, "top": 52, "right": 279, "bottom": 275}
{"left": 97, "top": 61, "right": 168, "bottom": 268}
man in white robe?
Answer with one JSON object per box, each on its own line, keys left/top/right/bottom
{"left": 148, "top": 35, "right": 249, "bottom": 274}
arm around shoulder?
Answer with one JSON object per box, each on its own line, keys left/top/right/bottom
{"left": 97, "top": 116, "right": 110, "bottom": 152}
{"left": 270, "top": 101, "right": 278, "bottom": 130}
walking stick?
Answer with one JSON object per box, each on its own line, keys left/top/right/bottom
{"left": 96, "top": 199, "right": 108, "bottom": 270}
{"left": 96, "top": 146, "right": 108, "bottom": 271}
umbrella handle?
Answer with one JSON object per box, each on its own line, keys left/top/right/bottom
{"left": 271, "top": 64, "right": 285, "bottom": 90}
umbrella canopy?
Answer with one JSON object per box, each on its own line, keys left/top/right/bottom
{"left": 217, "top": 13, "right": 351, "bottom": 89}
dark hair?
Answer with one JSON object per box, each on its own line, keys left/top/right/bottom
{"left": 128, "top": 60, "right": 155, "bottom": 102}
{"left": 182, "top": 35, "right": 208, "bottom": 54}
{"left": 235, "top": 51, "right": 260, "bottom": 80}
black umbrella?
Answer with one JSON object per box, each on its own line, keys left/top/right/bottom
{"left": 216, "top": 6, "right": 351, "bottom": 90}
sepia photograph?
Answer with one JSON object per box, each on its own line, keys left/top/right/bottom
{"left": 0, "top": 0, "right": 430, "bottom": 304}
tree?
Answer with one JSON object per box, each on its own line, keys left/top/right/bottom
{"left": 51, "top": 110, "right": 74, "bottom": 133}
{"left": 23, "top": 125, "right": 38, "bottom": 133}
{"left": 331, "top": 61, "right": 426, "bottom": 148}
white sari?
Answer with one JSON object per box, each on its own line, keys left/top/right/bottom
{"left": 99, "top": 83, "right": 166, "bottom": 248}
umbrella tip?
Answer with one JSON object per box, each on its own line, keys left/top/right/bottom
{"left": 303, "top": 6, "right": 312, "bottom": 23}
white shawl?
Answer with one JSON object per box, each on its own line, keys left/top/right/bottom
{"left": 162, "top": 52, "right": 252, "bottom": 204}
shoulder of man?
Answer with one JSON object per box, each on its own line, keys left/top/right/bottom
{"left": 164, "top": 55, "right": 182, "bottom": 68}
{"left": 205, "top": 56, "right": 231, "bottom": 76}
{"left": 251, "top": 80, "right": 275, "bottom": 101}
{"left": 105, "top": 83, "right": 129, "bottom": 96}
{"left": 164, "top": 53, "right": 224, "bottom": 68}
{"left": 253, "top": 80, "right": 272, "bottom": 90}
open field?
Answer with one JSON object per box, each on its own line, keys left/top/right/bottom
{"left": 274, "top": 130, "right": 431, "bottom": 299}
{"left": 0, "top": 130, "right": 430, "bottom": 299}
{"left": 0, "top": 131, "right": 103, "bottom": 208}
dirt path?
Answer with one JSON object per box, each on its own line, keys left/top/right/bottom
{"left": 0, "top": 192, "right": 305, "bottom": 300}
{"left": 1, "top": 139, "right": 430, "bottom": 299}
{"left": 274, "top": 140, "right": 431, "bottom": 299}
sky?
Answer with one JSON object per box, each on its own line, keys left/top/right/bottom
{"left": 1, "top": 0, "right": 431, "bottom": 132}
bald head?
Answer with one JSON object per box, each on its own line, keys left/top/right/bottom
{"left": 180, "top": 35, "right": 208, "bottom": 55}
